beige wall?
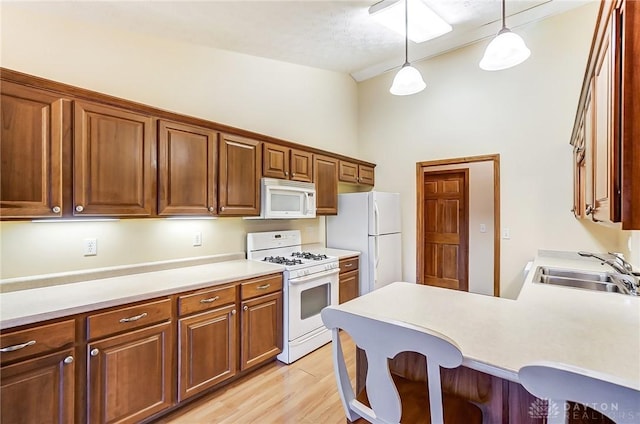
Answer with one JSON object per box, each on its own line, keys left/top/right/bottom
{"left": 357, "top": 3, "right": 631, "bottom": 298}
{"left": 0, "top": 5, "right": 356, "bottom": 278}
{"left": 0, "top": 218, "right": 324, "bottom": 279}
{"left": 420, "top": 161, "right": 495, "bottom": 296}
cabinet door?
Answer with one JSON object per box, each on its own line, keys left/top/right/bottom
{"left": 218, "top": 134, "right": 261, "bottom": 216}
{"left": 263, "top": 143, "right": 289, "bottom": 180}
{"left": 338, "top": 160, "right": 359, "bottom": 183}
{"left": 314, "top": 155, "right": 339, "bottom": 215}
{"left": 240, "top": 291, "right": 282, "bottom": 370}
{"left": 339, "top": 270, "right": 359, "bottom": 304}
{"left": 158, "top": 120, "right": 217, "bottom": 216}
{"left": 358, "top": 164, "right": 375, "bottom": 186}
{"left": 178, "top": 305, "right": 237, "bottom": 401}
{"left": 1, "top": 348, "right": 75, "bottom": 424}
{"left": 290, "top": 149, "right": 313, "bottom": 182}
{"left": 592, "top": 18, "right": 620, "bottom": 223}
{"left": 74, "top": 101, "right": 155, "bottom": 216}
{"left": 0, "top": 82, "right": 66, "bottom": 218}
{"left": 87, "top": 322, "right": 173, "bottom": 424}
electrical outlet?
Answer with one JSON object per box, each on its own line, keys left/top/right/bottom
{"left": 193, "top": 232, "right": 202, "bottom": 247}
{"left": 84, "top": 238, "right": 97, "bottom": 256}
{"left": 502, "top": 228, "right": 511, "bottom": 240}
{"left": 479, "top": 224, "right": 487, "bottom": 233}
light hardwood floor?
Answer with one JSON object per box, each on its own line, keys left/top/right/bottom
{"left": 155, "top": 332, "right": 355, "bottom": 424}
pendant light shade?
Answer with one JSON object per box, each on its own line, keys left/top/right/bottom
{"left": 480, "top": 0, "right": 531, "bottom": 71}
{"left": 390, "top": 64, "right": 426, "bottom": 95}
{"left": 390, "top": 0, "right": 425, "bottom": 96}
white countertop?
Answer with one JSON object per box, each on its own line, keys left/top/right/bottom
{"left": 302, "top": 243, "right": 360, "bottom": 260}
{"left": 330, "top": 251, "right": 640, "bottom": 391}
{"left": 0, "top": 259, "right": 283, "bottom": 330}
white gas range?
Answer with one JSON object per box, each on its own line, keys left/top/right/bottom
{"left": 247, "top": 230, "right": 339, "bottom": 364}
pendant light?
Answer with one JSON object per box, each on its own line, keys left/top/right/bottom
{"left": 390, "top": 0, "right": 426, "bottom": 96}
{"left": 479, "top": 0, "right": 531, "bottom": 71}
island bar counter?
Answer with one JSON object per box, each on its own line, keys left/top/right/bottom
{"left": 325, "top": 257, "right": 640, "bottom": 422}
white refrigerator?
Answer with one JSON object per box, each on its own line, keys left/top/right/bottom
{"left": 326, "top": 192, "right": 402, "bottom": 295}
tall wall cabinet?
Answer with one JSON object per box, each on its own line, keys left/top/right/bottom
{"left": 570, "top": 0, "right": 640, "bottom": 229}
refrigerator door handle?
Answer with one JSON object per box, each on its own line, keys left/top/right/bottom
{"left": 375, "top": 236, "right": 380, "bottom": 269}
{"left": 373, "top": 200, "right": 380, "bottom": 235}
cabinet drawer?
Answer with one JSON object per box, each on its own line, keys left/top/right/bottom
{"left": 178, "top": 285, "right": 237, "bottom": 317}
{"left": 240, "top": 274, "right": 283, "bottom": 300}
{"left": 0, "top": 319, "right": 75, "bottom": 364}
{"left": 339, "top": 257, "right": 359, "bottom": 274}
{"left": 87, "top": 298, "right": 171, "bottom": 340}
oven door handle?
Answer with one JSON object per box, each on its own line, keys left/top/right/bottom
{"left": 288, "top": 268, "right": 339, "bottom": 284}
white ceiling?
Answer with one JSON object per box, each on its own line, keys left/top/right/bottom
{"left": 9, "top": 0, "right": 590, "bottom": 81}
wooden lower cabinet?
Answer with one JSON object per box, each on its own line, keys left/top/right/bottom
{"left": 357, "top": 350, "right": 614, "bottom": 423}
{"left": 241, "top": 291, "right": 283, "bottom": 370}
{"left": 1, "top": 348, "right": 75, "bottom": 424}
{"left": 87, "top": 322, "right": 173, "bottom": 424}
{"left": 178, "top": 305, "right": 237, "bottom": 401}
{"left": 338, "top": 256, "right": 360, "bottom": 304}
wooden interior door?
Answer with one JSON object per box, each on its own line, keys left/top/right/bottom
{"left": 421, "top": 170, "right": 469, "bottom": 291}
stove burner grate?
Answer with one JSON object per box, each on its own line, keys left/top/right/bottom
{"left": 291, "top": 252, "right": 329, "bottom": 261}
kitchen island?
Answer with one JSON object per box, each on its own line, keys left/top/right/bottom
{"left": 328, "top": 251, "right": 640, "bottom": 423}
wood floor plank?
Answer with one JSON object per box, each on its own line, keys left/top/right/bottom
{"left": 155, "top": 332, "right": 355, "bottom": 423}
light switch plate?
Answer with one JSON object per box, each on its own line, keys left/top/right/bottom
{"left": 193, "top": 232, "right": 202, "bottom": 247}
{"left": 502, "top": 228, "right": 511, "bottom": 240}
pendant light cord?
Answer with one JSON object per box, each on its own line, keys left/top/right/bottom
{"left": 404, "top": 0, "right": 409, "bottom": 66}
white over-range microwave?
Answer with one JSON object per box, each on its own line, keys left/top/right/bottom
{"left": 256, "top": 177, "right": 316, "bottom": 219}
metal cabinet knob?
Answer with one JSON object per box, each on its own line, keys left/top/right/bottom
{"left": 231, "top": 309, "right": 237, "bottom": 315}
{"left": 243, "top": 305, "right": 248, "bottom": 311}
{"left": 585, "top": 204, "right": 594, "bottom": 215}
{"left": 208, "top": 206, "right": 215, "bottom": 212}
{"left": 220, "top": 206, "right": 226, "bottom": 212}
{"left": 75, "top": 205, "right": 84, "bottom": 212}
{"left": 90, "top": 348, "right": 99, "bottom": 357}
{"left": 291, "top": 173, "right": 295, "bottom": 177}
{"left": 52, "top": 206, "right": 61, "bottom": 213}
{"left": 285, "top": 171, "right": 289, "bottom": 176}
{"left": 63, "top": 356, "right": 74, "bottom": 364}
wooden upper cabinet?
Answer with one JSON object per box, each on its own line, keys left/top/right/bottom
{"left": 263, "top": 142, "right": 313, "bottom": 182}
{"left": 74, "top": 101, "right": 155, "bottom": 216}
{"left": 339, "top": 160, "right": 375, "bottom": 186}
{"left": 314, "top": 155, "right": 339, "bottom": 215}
{"left": 218, "top": 134, "right": 261, "bottom": 216}
{"left": 338, "top": 161, "right": 358, "bottom": 183}
{"left": 0, "top": 82, "right": 67, "bottom": 218}
{"left": 592, "top": 15, "right": 619, "bottom": 224}
{"left": 158, "top": 120, "right": 218, "bottom": 216}
{"left": 570, "top": 0, "right": 639, "bottom": 228}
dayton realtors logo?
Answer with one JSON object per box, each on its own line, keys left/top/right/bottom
{"left": 528, "top": 398, "right": 561, "bottom": 419}
{"left": 528, "top": 399, "right": 634, "bottom": 422}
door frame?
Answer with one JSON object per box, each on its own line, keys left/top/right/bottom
{"left": 416, "top": 154, "right": 501, "bottom": 296}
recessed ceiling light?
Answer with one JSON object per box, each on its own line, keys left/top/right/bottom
{"left": 369, "top": 0, "right": 452, "bottom": 44}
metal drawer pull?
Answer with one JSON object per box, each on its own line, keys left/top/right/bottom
{"left": 119, "top": 312, "right": 148, "bottom": 323}
{"left": 200, "top": 296, "right": 220, "bottom": 304}
{"left": 0, "top": 340, "right": 36, "bottom": 353}
{"left": 64, "top": 356, "right": 74, "bottom": 364}
{"left": 257, "top": 284, "right": 271, "bottom": 290}
{"left": 345, "top": 264, "right": 353, "bottom": 268}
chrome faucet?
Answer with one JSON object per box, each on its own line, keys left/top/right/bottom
{"left": 578, "top": 251, "right": 639, "bottom": 295}
{"left": 577, "top": 251, "right": 634, "bottom": 275}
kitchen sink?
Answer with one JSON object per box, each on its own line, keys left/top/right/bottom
{"left": 534, "top": 267, "right": 634, "bottom": 295}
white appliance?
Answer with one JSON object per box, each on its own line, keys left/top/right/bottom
{"left": 246, "top": 230, "right": 339, "bottom": 364}
{"left": 326, "top": 192, "right": 402, "bottom": 295}
{"left": 253, "top": 178, "right": 316, "bottom": 219}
